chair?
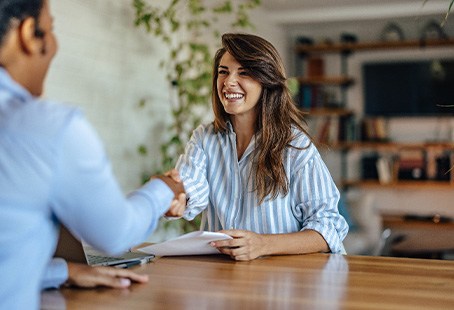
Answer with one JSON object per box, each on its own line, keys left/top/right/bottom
{"left": 342, "top": 193, "right": 383, "bottom": 255}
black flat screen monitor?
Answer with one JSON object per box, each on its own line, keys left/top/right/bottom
{"left": 363, "top": 59, "right": 454, "bottom": 116}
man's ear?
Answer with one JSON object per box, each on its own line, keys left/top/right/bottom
{"left": 18, "top": 17, "right": 43, "bottom": 56}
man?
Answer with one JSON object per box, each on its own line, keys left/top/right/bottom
{"left": 0, "top": 0, "right": 185, "bottom": 309}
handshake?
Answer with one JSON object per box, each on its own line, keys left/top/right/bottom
{"left": 153, "top": 169, "right": 186, "bottom": 218}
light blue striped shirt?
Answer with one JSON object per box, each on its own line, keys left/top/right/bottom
{"left": 176, "top": 122, "right": 348, "bottom": 253}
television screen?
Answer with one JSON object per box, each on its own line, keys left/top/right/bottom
{"left": 363, "top": 59, "right": 454, "bottom": 116}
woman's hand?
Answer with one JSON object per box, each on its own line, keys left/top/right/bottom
{"left": 164, "top": 192, "right": 186, "bottom": 217}
{"left": 211, "top": 229, "right": 267, "bottom": 261}
{"left": 152, "top": 169, "right": 187, "bottom": 217}
{"left": 65, "top": 262, "right": 149, "bottom": 289}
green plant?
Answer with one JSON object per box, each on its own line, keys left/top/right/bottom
{"left": 423, "top": 0, "right": 454, "bottom": 25}
{"left": 132, "top": 0, "right": 261, "bottom": 236}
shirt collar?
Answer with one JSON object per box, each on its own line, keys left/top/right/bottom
{"left": 225, "top": 120, "right": 257, "bottom": 161}
{"left": 0, "top": 67, "right": 33, "bottom": 104}
{"left": 226, "top": 120, "right": 234, "bottom": 133}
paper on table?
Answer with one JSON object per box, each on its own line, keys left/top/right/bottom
{"left": 137, "top": 231, "right": 233, "bottom": 256}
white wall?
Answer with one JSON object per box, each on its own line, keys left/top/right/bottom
{"left": 45, "top": 0, "right": 181, "bottom": 192}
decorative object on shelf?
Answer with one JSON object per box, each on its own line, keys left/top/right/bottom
{"left": 435, "top": 152, "right": 451, "bottom": 181}
{"left": 380, "top": 22, "right": 405, "bottom": 42}
{"left": 420, "top": 19, "right": 448, "bottom": 41}
{"left": 340, "top": 32, "right": 358, "bottom": 44}
{"left": 397, "top": 149, "right": 427, "bottom": 181}
{"left": 296, "top": 35, "right": 314, "bottom": 46}
{"left": 376, "top": 156, "right": 397, "bottom": 185}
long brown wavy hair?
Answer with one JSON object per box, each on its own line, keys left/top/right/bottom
{"left": 212, "top": 33, "right": 311, "bottom": 204}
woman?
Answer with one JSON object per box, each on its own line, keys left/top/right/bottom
{"left": 176, "top": 33, "right": 348, "bottom": 261}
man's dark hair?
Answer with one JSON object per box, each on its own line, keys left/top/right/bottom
{"left": 0, "top": 0, "right": 44, "bottom": 46}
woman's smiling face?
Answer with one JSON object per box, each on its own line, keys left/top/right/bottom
{"left": 216, "top": 51, "right": 262, "bottom": 119}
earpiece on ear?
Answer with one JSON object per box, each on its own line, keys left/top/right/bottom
{"left": 34, "top": 28, "right": 45, "bottom": 38}
{"left": 34, "top": 28, "right": 46, "bottom": 55}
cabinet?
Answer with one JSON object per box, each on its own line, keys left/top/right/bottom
{"left": 294, "top": 38, "right": 454, "bottom": 190}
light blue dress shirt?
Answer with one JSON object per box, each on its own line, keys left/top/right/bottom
{"left": 176, "top": 122, "right": 348, "bottom": 253}
{"left": 0, "top": 68, "right": 174, "bottom": 310}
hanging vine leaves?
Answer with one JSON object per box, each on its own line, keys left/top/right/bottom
{"left": 133, "top": 0, "right": 260, "bottom": 171}
{"left": 422, "top": 0, "right": 453, "bottom": 25}
{"left": 132, "top": 0, "right": 261, "bottom": 234}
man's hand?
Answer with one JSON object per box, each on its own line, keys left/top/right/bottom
{"left": 65, "top": 262, "right": 149, "bottom": 289}
{"left": 153, "top": 169, "right": 185, "bottom": 198}
{"left": 153, "top": 169, "right": 187, "bottom": 217}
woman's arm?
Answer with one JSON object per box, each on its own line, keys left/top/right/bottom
{"left": 175, "top": 125, "right": 211, "bottom": 220}
{"left": 211, "top": 229, "right": 329, "bottom": 261}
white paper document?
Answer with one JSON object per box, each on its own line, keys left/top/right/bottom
{"left": 138, "top": 231, "right": 233, "bottom": 256}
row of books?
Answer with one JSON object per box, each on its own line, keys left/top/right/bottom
{"left": 361, "top": 117, "right": 388, "bottom": 141}
{"left": 308, "top": 116, "right": 358, "bottom": 145}
{"left": 298, "top": 85, "right": 341, "bottom": 110}
{"left": 309, "top": 116, "right": 394, "bottom": 145}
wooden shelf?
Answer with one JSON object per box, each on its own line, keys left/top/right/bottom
{"left": 342, "top": 180, "right": 454, "bottom": 189}
{"left": 335, "top": 141, "right": 454, "bottom": 151}
{"left": 382, "top": 213, "right": 454, "bottom": 229}
{"left": 302, "top": 107, "right": 354, "bottom": 117}
{"left": 295, "top": 38, "right": 454, "bottom": 55}
{"left": 297, "top": 76, "right": 354, "bottom": 86}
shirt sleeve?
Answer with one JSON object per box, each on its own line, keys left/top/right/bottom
{"left": 41, "top": 258, "right": 68, "bottom": 290}
{"left": 175, "top": 126, "right": 210, "bottom": 221}
{"left": 50, "top": 113, "right": 174, "bottom": 255}
{"left": 291, "top": 145, "right": 349, "bottom": 254}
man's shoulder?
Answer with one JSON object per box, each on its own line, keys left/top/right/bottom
{"left": 33, "top": 99, "right": 80, "bottom": 117}
{"left": 13, "top": 99, "right": 83, "bottom": 136}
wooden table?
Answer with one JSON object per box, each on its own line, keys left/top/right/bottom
{"left": 41, "top": 253, "right": 454, "bottom": 309}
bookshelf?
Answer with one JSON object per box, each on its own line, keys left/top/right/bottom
{"left": 295, "top": 38, "right": 454, "bottom": 191}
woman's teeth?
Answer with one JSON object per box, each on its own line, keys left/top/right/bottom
{"left": 225, "top": 93, "right": 244, "bottom": 99}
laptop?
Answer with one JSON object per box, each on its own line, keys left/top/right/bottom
{"left": 54, "top": 225, "right": 155, "bottom": 267}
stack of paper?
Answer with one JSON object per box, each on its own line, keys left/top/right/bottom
{"left": 138, "top": 231, "right": 232, "bottom": 256}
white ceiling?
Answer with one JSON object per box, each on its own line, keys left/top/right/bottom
{"left": 259, "top": 0, "right": 451, "bottom": 24}
{"left": 260, "top": 0, "right": 399, "bottom": 10}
